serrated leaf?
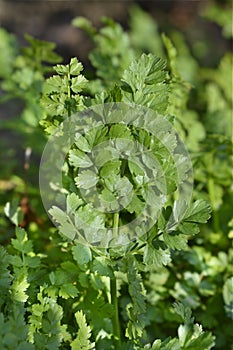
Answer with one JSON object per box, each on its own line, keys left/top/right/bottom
{"left": 173, "top": 302, "right": 193, "bottom": 323}
{"left": 59, "top": 222, "right": 77, "bottom": 241}
{"left": 185, "top": 331, "right": 215, "bottom": 350}
{"left": 11, "top": 268, "right": 29, "bottom": 302}
{"left": 72, "top": 243, "right": 92, "bottom": 266}
{"left": 74, "top": 205, "right": 105, "bottom": 244}
{"left": 75, "top": 170, "right": 98, "bottom": 189}
{"left": 100, "top": 159, "right": 121, "bottom": 178}
{"left": 71, "top": 75, "right": 87, "bottom": 93}
{"left": 75, "top": 133, "right": 92, "bottom": 152}
{"left": 69, "top": 149, "right": 93, "bottom": 168}
{"left": 178, "top": 323, "right": 193, "bottom": 346}
{"left": 49, "top": 206, "right": 68, "bottom": 226}
{"left": 183, "top": 200, "right": 211, "bottom": 223}
{"left": 128, "top": 158, "right": 145, "bottom": 177}
{"left": 126, "top": 256, "right": 146, "bottom": 340}
{"left": 121, "top": 53, "right": 169, "bottom": 113}
{"left": 109, "top": 123, "right": 132, "bottom": 139}
{"left": 59, "top": 283, "right": 79, "bottom": 299}
{"left": 54, "top": 63, "right": 69, "bottom": 75}
{"left": 126, "top": 193, "right": 144, "bottom": 214}
{"left": 71, "top": 310, "right": 95, "bottom": 350}
{"left": 178, "top": 222, "right": 199, "bottom": 236}
{"left": 92, "top": 257, "right": 113, "bottom": 277}
{"left": 67, "top": 193, "right": 83, "bottom": 214}
{"left": 85, "top": 126, "right": 108, "bottom": 149}
{"left": 143, "top": 242, "right": 171, "bottom": 267}
{"left": 69, "top": 57, "right": 84, "bottom": 75}
{"left": 43, "top": 75, "right": 64, "bottom": 93}
{"left": 163, "top": 232, "right": 188, "bottom": 250}
{"left": 11, "top": 227, "right": 32, "bottom": 254}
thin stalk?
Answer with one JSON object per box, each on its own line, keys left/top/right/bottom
{"left": 110, "top": 272, "right": 121, "bottom": 349}
{"left": 113, "top": 212, "right": 119, "bottom": 238}
{"left": 67, "top": 71, "right": 72, "bottom": 117}
{"left": 111, "top": 212, "right": 121, "bottom": 349}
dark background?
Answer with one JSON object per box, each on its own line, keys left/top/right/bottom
{"left": 0, "top": 0, "right": 229, "bottom": 67}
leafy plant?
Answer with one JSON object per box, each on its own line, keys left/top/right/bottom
{"left": 0, "top": 4, "right": 232, "bottom": 350}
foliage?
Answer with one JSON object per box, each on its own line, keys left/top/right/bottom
{"left": 0, "top": 4, "right": 232, "bottom": 350}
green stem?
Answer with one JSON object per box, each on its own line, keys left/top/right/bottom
{"left": 113, "top": 212, "right": 119, "bottom": 238}
{"left": 110, "top": 273, "right": 121, "bottom": 349}
{"left": 67, "top": 71, "right": 71, "bottom": 117}
{"left": 111, "top": 212, "right": 121, "bottom": 348}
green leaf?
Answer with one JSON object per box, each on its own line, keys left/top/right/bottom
{"left": 85, "top": 126, "right": 108, "bottom": 149}
{"left": 126, "top": 193, "right": 145, "bottom": 214}
{"left": 43, "top": 75, "right": 64, "bottom": 93}
{"left": 185, "top": 331, "right": 215, "bottom": 350}
{"left": 178, "top": 323, "right": 193, "bottom": 347}
{"left": 4, "top": 200, "right": 24, "bottom": 226}
{"left": 49, "top": 206, "right": 78, "bottom": 240}
{"left": 72, "top": 17, "right": 96, "bottom": 37}
{"left": 74, "top": 205, "right": 105, "bottom": 244}
{"left": 90, "top": 273, "right": 105, "bottom": 291}
{"left": 67, "top": 193, "right": 83, "bottom": 214}
{"left": 173, "top": 302, "right": 193, "bottom": 323}
{"left": 0, "top": 28, "right": 18, "bottom": 77}
{"left": 69, "top": 57, "right": 84, "bottom": 75}
{"left": 71, "top": 75, "right": 87, "bottom": 93}
{"left": 0, "top": 247, "right": 11, "bottom": 307}
{"left": 183, "top": 200, "right": 212, "bottom": 223}
{"left": 129, "top": 5, "right": 164, "bottom": 57}
{"left": 128, "top": 158, "right": 145, "bottom": 177}
{"left": 59, "top": 222, "right": 77, "bottom": 241}
{"left": 87, "top": 19, "right": 134, "bottom": 84}
{"left": 71, "top": 310, "right": 95, "bottom": 350}
{"left": 72, "top": 242, "right": 92, "bottom": 266}
{"left": 163, "top": 232, "right": 188, "bottom": 250}
{"left": 92, "top": 257, "right": 114, "bottom": 277}
{"left": 54, "top": 63, "right": 69, "bottom": 75}
{"left": 24, "top": 256, "right": 41, "bottom": 269}
{"left": 69, "top": 149, "right": 93, "bottom": 168}
{"left": 11, "top": 268, "right": 29, "bottom": 303}
{"left": 100, "top": 160, "right": 121, "bottom": 178}
{"left": 11, "top": 227, "right": 32, "bottom": 254}
{"left": 49, "top": 206, "right": 68, "bottom": 226}
{"left": 59, "top": 283, "right": 79, "bottom": 299}
{"left": 109, "top": 123, "right": 132, "bottom": 139}
{"left": 126, "top": 256, "right": 146, "bottom": 340}
{"left": 143, "top": 242, "right": 171, "bottom": 267}
{"left": 121, "top": 53, "right": 169, "bottom": 113}
{"left": 223, "top": 277, "right": 233, "bottom": 319}
{"left": 75, "top": 170, "right": 99, "bottom": 189}
{"left": 24, "top": 34, "right": 61, "bottom": 64}
{"left": 75, "top": 133, "right": 92, "bottom": 152}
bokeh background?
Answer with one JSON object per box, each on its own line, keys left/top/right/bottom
{"left": 0, "top": 1, "right": 232, "bottom": 348}
{"left": 0, "top": 0, "right": 231, "bottom": 66}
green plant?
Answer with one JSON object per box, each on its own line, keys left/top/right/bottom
{"left": 37, "top": 37, "right": 214, "bottom": 350}
{"left": 0, "top": 4, "right": 232, "bottom": 349}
